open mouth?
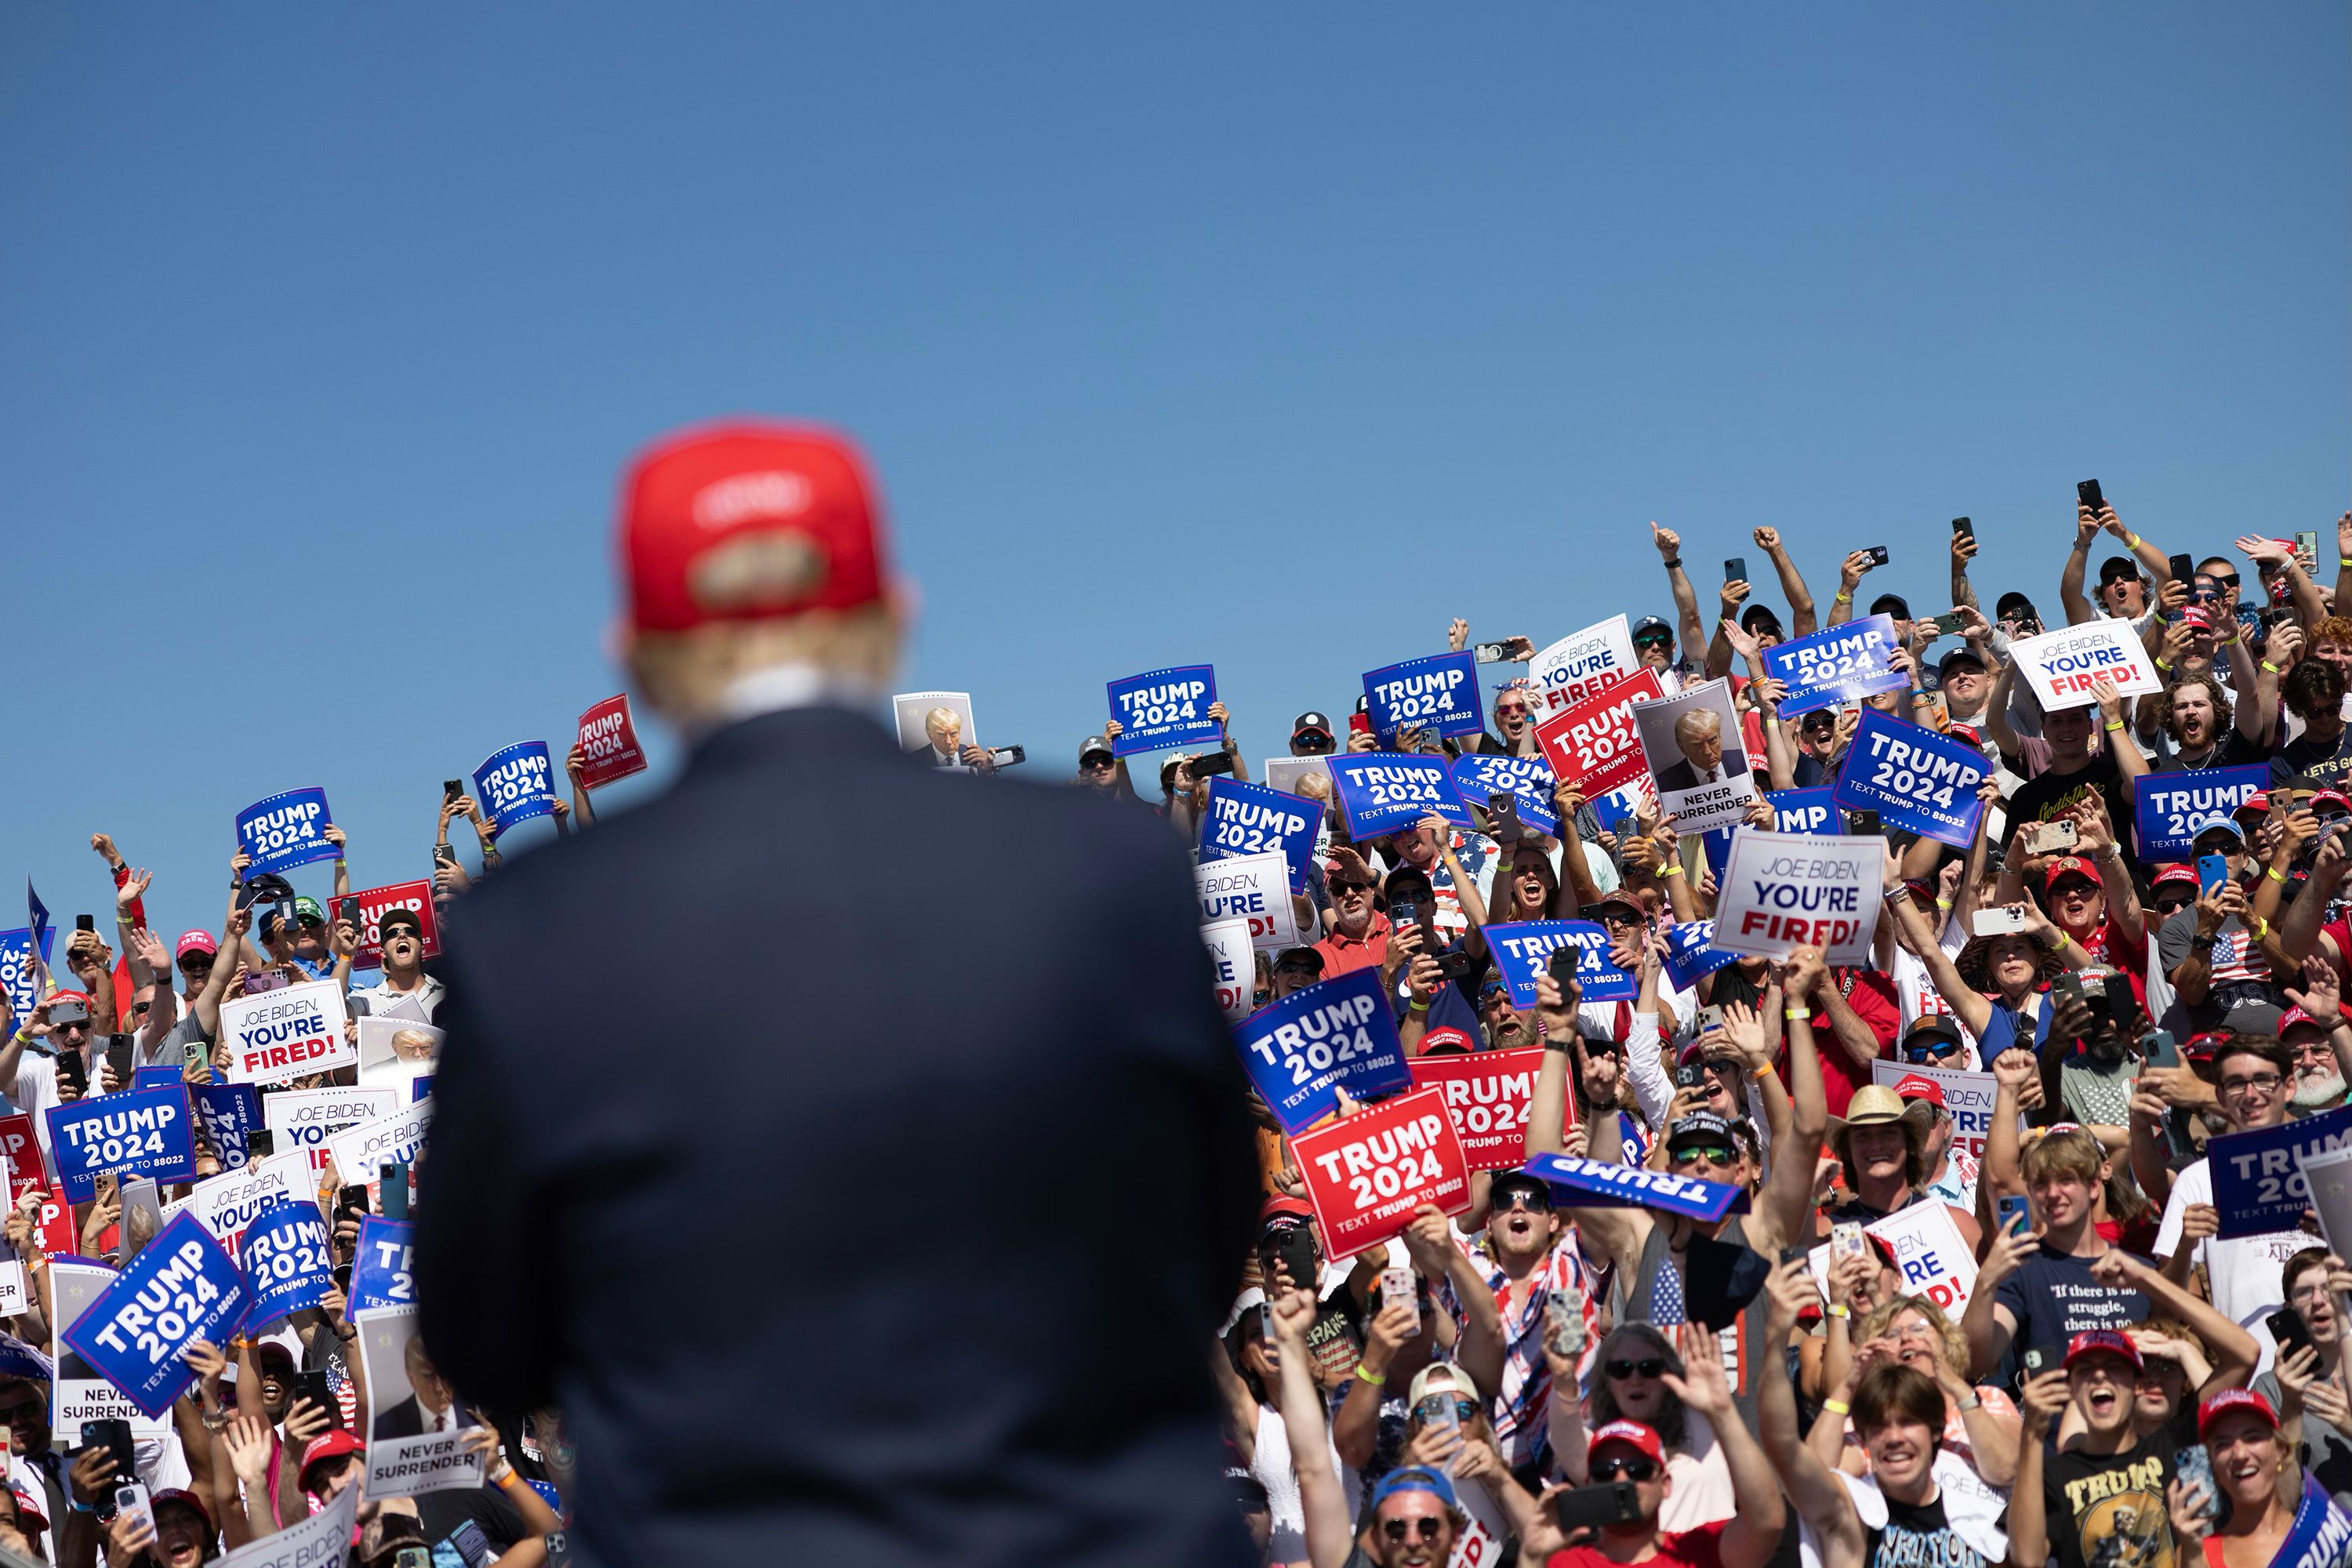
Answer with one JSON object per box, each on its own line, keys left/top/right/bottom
{"left": 2085, "top": 1386, "right": 2119, "bottom": 1419}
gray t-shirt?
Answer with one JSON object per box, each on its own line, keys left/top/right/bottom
{"left": 2155, "top": 904, "right": 2281, "bottom": 1036}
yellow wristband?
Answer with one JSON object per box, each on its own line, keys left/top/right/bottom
{"left": 1662, "top": 862, "right": 1685, "bottom": 877}
{"left": 1356, "top": 1363, "right": 1386, "bottom": 1385}
{"left": 1936, "top": 898, "right": 1954, "bottom": 909}
{"left": 1824, "top": 1396, "right": 1851, "bottom": 1411}
{"left": 1784, "top": 1007, "right": 1811, "bottom": 1022}
{"left": 2154, "top": 658, "right": 2172, "bottom": 673}
{"left": 2263, "top": 661, "right": 2281, "bottom": 674}
{"left": 2269, "top": 866, "right": 2288, "bottom": 884}
{"left": 2252, "top": 916, "right": 2270, "bottom": 940}
{"left": 2125, "top": 533, "right": 2141, "bottom": 549}
{"left": 1835, "top": 591, "right": 1852, "bottom": 605}
{"left": 2103, "top": 720, "right": 2125, "bottom": 732}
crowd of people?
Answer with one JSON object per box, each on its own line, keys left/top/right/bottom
{"left": 6, "top": 487, "right": 2352, "bottom": 1568}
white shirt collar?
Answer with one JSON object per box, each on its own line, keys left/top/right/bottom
{"left": 690, "top": 662, "right": 886, "bottom": 741}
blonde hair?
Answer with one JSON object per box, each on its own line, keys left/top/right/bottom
{"left": 1856, "top": 1294, "right": 1968, "bottom": 1380}
{"left": 623, "top": 605, "right": 899, "bottom": 726}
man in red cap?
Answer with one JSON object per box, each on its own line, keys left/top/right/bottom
{"left": 414, "top": 422, "right": 1258, "bottom": 1568}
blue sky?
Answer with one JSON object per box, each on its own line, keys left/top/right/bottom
{"left": 1, "top": 5, "right": 2343, "bottom": 945}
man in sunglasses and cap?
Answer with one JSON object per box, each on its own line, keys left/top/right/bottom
{"left": 344, "top": 904, "right": 443, "bottom": 1022}
{"left": 1069, "top": 735, "right": 1135, "bottom": 800}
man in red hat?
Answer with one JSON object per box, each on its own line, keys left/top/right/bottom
{"left": 414, "top": 423, "right": 1258, "bottom": 1568}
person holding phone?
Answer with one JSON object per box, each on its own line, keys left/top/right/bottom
{"left": 2156, "top": 815, "right": 2278, "bottom": 1036}
{"left": 2249, "top": 1249, "right": 2352, "bottom": 1514}
{"left": 2142, "top": 1032, "right": 2306, "bottom": 1337}
{"left": 2166, "top": 1388, "right": 2349, "bottom": 1568}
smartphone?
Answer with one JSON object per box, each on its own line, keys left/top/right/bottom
{"left": 2197, "top": 853, "right": 2230, "bottom": 897}
{"left": 1695, "top": 1004, "right": 1726, "bottom": 1036}
{"left": 1485, "top": 792, "right": 1523, "bottom": 841}
{"left": 2299, "top": 530, "right": 2320, "bottom": 566}
{"left": 1548, "top": 946, "right": 1580, "bottom": 994}
{"left": 2175, "top": 1443, "right": 2221, "bottom": 1521}
{"left": 82, "top": 1419, "right": 133, "bottom": 1482}
{"left": 394, "top": 1550, "right": 434, "bottom": 1568}
{"left": 2169, "top": 552, "right": 2195, "bottom": 585}
{"left": 443, "top": 779, "right": 464, "bottom": 802}
{"left": 1997, "top": 1195, "right": 2031, "bottom": 1237}
{"left": 336, "top": 1184, "right": 369, "bottom": 1223}
{"left": 1379, "top": 1267, "right": 1415, "bottom": 1319}
{"left": 1391, "top": 900, "right": 1421, "bottom": 929}
{"left": 2100, "top": 972, "right": 2137, "bottom": 1021}
{"left": 1544, "top": 1281, "right": 1588, "bottom": 1359}
{"left": 292, "top": 1370, "right": 336, "bottom": 1425}
{"left": 2022, "top": 820, "right": 2078, "bottom": 855}
{"left": 1613, "top": 817, "right": 1638, "bottom": 841}
{"left": 2077, "top": 479, "right": 2105, "bottom": 513}
{"left": 1724, "top": 557, "right": 1748, "bottom": 584}
{"left": 241, "top": 969, "right": 289, "bottom": 996}
{"left": 2022, "top": 1347, "right": 2049, "bottom": 1377}
{"left": 1929, "top": 612, "right": 1965, "bottom": 637}
{"left": 2143, "top": 1029, "right": 2181, "bottom": 1069}
{"left": 1190, "top": 752, "right": 1235, "bottom": 779}
{"left": 74, "top": 914, "right": 94, "bottom": 934}
{"left": 443, "top": 1521, "right": 493, "bottom": 1568}
{"left": 245, "top": 1128, "right": 275, "bottom": 1160}
{"left": 379, "top": 1162, "right": 410, "bottom": 1223}
{"left": 1673, "top": 1061, "right": 1708, "bottom": 1091}
{"left": 2267, "top": 1306, "right": 2318, "bottom": 1363}
{"left": 2052, "top": 971, "right": 2087, "bottom": 1008}
{"left": 1554, "top": 1482, "right": 1642, "bottom": 1532}
{"left": 1866, "top": 546, "right": 1889, "bottom": 567}
{"left": 1844, "top": 808, "right": 1882, "bottom": 837}
{"left": 1829, "top": 1221, "right": 1866, "bottom": 1262}
{"left": 332, "top": 1264, "right": 353, "bottom": 1295}
{"left": 1272, "top": 1227, "right": 1317, "bottom": 1294}
{"left": 113, "top": 1482, "right": 154, "bottom": 1543}
{"left": 56, "top": 1050, "right": 86, "bottom": 1097}
{"left": 1472, "top": 642, "right": 1515, "bottom": 664}
{"left": 1951, "top": 517, "right": 1973, "bottom": 540}
{"left": 104, "top": 1035, "right": 133, "bottom": 1087}
{"left": 1973, "top": 906, "right": 2029, "bottom": 937}
{"left": 985, "top": 746, "right": 1027, "bottom": 769}
{"left": 1347, "top": 712, "right": 1371, "bottom": 738}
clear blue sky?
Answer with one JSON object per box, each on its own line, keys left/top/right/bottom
{"left": 2, "top": 5, "right": 2343, "bottom": 945}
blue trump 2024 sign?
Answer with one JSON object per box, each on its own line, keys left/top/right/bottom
{"left": 66, "top": 1211, "right": 250, "bottom": 1418}
{"left": 193, "top": 1083, "right": 260, "bottom": 1172}
{"left": 1766, "top": 788, "right": 1839, "bottom": 837}
{"left": 1662, "top": 920, "right": 1738, "bottom": 991}
{"left": 241, "top": 1199, "right": 334, "bottom": 1320}
{"left": 1831, "top": 710, "right": 1989, "bottom": 848}
{"left": 474, "top": 742, "right": 558, "bottom": 839}
{"left": 1234, "top": 967, "right": 1411, "bottom": 1135}
{"left": 1363, "top": 652, "right": 1483, "bottom": 740}
{"left": 1451, "top": 753, "right": 1560, "bottom": 836}
{"left": 1200, "top": 777, "right": 1320, "bottom": 893}
{"left": 47, "top": 1088, "right": 197, "bottom": 1203}
{"left": 0, "top": 927, "right": 52, "bottom": 1032}
{"left": 349, "top": 1215, "right": 416, "bottom": 1316}
{"left": 1760, "top": 615, "right": 1907, "bottom": 717}
{"left": 1105, "top": 666, "right": 1220, "bottom": 757}
{"left": 1486, "top": 920, "right": 1636, "bottom": 1007}
{"left": 1327, "top": 754, "right": 1471, "bottom": 840}
{"left": 2209, "top": 1103, "right": 2352, "bottom": 1240}
{"left": 234, "top": 789, "right": 338, "bottom": 880}
{"left": 1519, "top": 1153, "right": 1749, "bottom": 1221}
{"left": 2136, "top": 766, "right": 2268, "bottom": 863}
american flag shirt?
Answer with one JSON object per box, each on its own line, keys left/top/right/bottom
{"left": 1437, "top": 1229, "right": 1603, "bottom": 1472}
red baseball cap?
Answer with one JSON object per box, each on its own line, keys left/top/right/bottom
{"left": 618, "top": 422, "right": 891, "bottom": 634}
{"left": 2236, "top": 792, "right": 2271, "bottom": 818}
{"left": 151, "top": 1487, "right": 212, "bottom": 1534}
{"left": 1419, "top": 1027, "right": 1475, "bottom": 1056}
{"left": 2045, "top": 855, "right": 2101, "bottom": 892}
{"left": 2198, "top": 1388, "right": 2279, "bottom": 1441}
{"left": 2280, "top": 1006, "right": 2343, "bottom": 1036}
{"left": 2151, "top": 862, "right": 2200, "bottom": 889}
{"left": 1258, "top": 1195, "right": 1312, "bottom": 1226}
{"left": 299, "top": 1428, "right": 363, "bottom": 1486}
{"left": 1890, "top": 1073, "right": 1947, "bottom": 1109}
{"left": 5, "top": 1479, "right": 41, "bottom": 1534}
{"left": 173, "top": 929, "right": 217, "bottom": 960}
{"left": 1588, "top": 1419, "right": 1666, "bottom": 1467}
{"left": 2063, "top": 1329, "right": 2143, "bottom": 1373}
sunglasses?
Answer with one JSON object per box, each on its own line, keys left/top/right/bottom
{"left": 1079, "top": 756, "right": 1114, "bottom": 768}
{"left": 1414, "top": 1396, "right": 1481, "bottom": 1425}
{"left": 1382, "top": 1517, "right": 1445, "bottom": 1543}
{"left": 1904, "top": 1043, "right": 1959, "bottom": 1063}
{"left": 1606, "top": 1357, "right": 1666, "bottom": 1380}
{"left": 1632, "top": 633, "right": 1673, "bottom": 649}
{"left": 1332, "top": 880, "right": 1373, "bottom": 895}
{"left": 1672, "top": 1143, "right": 1736, "bottom": 1168}
{"left": 0, "top": 1400, "right": 42, "bottom": 1425}
{"left": 130, "top": 1001, "right": 151, "bottom": 1018}
{"left": 1490, "top": 1187, "right": 1551, "bottom": 1214}
{"left": 1592, "top": 1454, "right": 1658, "bottom": 1483}
{"left": 2206, "top": 573, "right": 2241, "bottom": 588}
{"left": 1495, "top": 705, "right": 1529, "bottom": 719}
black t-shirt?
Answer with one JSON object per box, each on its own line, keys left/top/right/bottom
{"left": 2004, "top": 751, "right": 2137, "bottom": 873}
{"left": 1992, "top": 1245, "right": 2154, "bottom": 1359}
{"left": 417, "top": 1484, "right": 529, "bottom": 1552}
{"left": 2277, "top": 727, "right": 2352, "bottom": 790}
{"left": 2038, "top": 1403, "right": 2198, "bottom": 1568}
{"left": 2151, "top": 727, "right": 2270, "bottom": 773}
{"left": 1869, "top": 1490, "right": 1991, "bottom": 1568}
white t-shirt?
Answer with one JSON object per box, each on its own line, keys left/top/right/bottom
{"left": 348, "top": 972, "right": 443, "bottom": 1024}
{"left": 2153, "top": 1156, "right": 2305, "bottom": 1331}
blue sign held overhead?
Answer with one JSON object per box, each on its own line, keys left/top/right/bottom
{"left": 234, "top": 789, "right": 338, "bottom": 880}
{"left": 1555, "top": 919, "right": 1639, "bottom": 1004}
{"left": 64, "top": 1211, "right": 250, "bottom": 1418}
{"left": 46, "top": 1088, "right": 198, "bottom": 1203}
{"left": 1451, "top": 753, "right": 1561, "bottom": 837}
{"left": 1363, "top": 652, "right": 1483, "bottom": 741}
{"left": 0, "top": 927, "right": 53, "bottom": 1032}
{"left": 1199, "top": 777, "right": 1321, "bottom": 893}
{"left": 240, "top": 1199, "right": 335, "bottom": 1321}
{"left": 1326, "top": 754, "right": 1472, "bottom": 840}
{"left": 1661, "top": 921, "right": 1739, "bottom": 991}
{"left": 474, "top": 742, "right": 558, "bottom": 839}
{"left": 25, "top": 883, "right": 47, "bottom": 975}
{"left": 2209, "top": 1103, "right": 2352, "bottom": 1240}
{"left": 1233, "top": 966, "right": 1412, "bottom": 1135}
{"left": 1105, "top": 666, "right": 1221, "bottom": 757}
{"left": 1760, "top": 615, "right": 1907, "bottom": 717}
{"left": 1831, "top": 710, "right": 1990, "bottom": 848}
{"left": 1485, "top": 921, "right": 1613, "bottom": 1007}
{"left": 348, "top": 1215, "right": 416, "bottom": 1316}
{"left": 2136, "top": 766, "right": 2269, "bottom": 864}
{"left": 1766, "top": 788, "right": 1839, "bottom": 837}
{"left": 193, "top": 1083, "right": 261, "bottom": 1172}
{"left": 1519, "top": 1153, "right": 1750, "bottom": 1221}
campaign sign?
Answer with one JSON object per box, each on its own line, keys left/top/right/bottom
{"left": 337, "top": 880, "right": 441, "bottom": 971}
{"left": 171, "top": 1149, "right": 311, "bottom": 1260}
{"left": 1450, "top": 753, "right": 1561, "bottom": 836}
{"left": 0, "top": 928, "right": 53, "bottom": 1029}
{"left": 1486, "top": 921, "right": 1636, "bottom": 1007}
{"left": 326, "top": 1097, "right": 434, "bottom": 1186}
{"left": 1661, "top": 921, "right": 1739, "bottom": 992}
{"left": 220, "top": 978, "right": 352, "bottom": 1086}
{"left": 1766, "top": 788, "right": 1839, "bottom": 837}
{"left": 51, "top": 1258, "right": 162, "bottom": 1437}
{"left": 192, "top": 1083, "right": 261, "bottom": 1171}
{"left": 1519, "top": 1153, "right": 1748, "bottom": 1221}
{"left": 1201, "top": 919, "right": 1256, "bottom": 1025}
{"left": 1199, "top": 778, "right": 1320, "bottom": 893}
{"left": 24, "top": 882, "right": 45, "bottom": 970}
{"left": 1832, "top": 710, "right": 1990, "bottom": 848}
{"left": 2136, "top": 766, "right": 2270, "bottom": 862}
{"left": 1291, "top": 1088, "right": 1472, "bottom": 1258}
{"left": 1804, "top": 1200, "right": 1977, "bottom": 1319}
{"left": 218, "top": 1482, "right": 355, "bottom": 1568}
{"left": 234, "top": 789, "right": 337, "bottom": 880}
{"left": 2209, "top": 1104, "right": 2352, "bottom": 1240}
{"left": 473, "top": 741, "right": 558, "bottom": 839}
{"left": 1105, "top": 666, "right": 1221, "bottom": 757}
{"left": 267, "top": 1087, "right": 399, "bottom": 1179}
{"left": 575, "top": 694, "right": 648, "bottom": 790}
{"left": 1326, "top": 753, "right": 1472, "bottom": 840}
{"left": 368, "top": 1425, "right": 490, "bottom": 1500}
{"left": 1713, "top": 829, "right": 1886, "bottom": 967}
{"left": 0, "top": 1117, "right": 35, "bottom": 1196}
{"left": 2009, "top": 622, "right": 2162, "bottom": 713}
{"left": 1362, "top": 652, "right": 1483, "bottom": 740}
{"left": 348, "top": 1216, "right": 416, "bottom": 1316}
{"left": 132, "top": 1066, "right": 180, "bottom": 1094}
{"left": 1760, "top": 615, "right": 1906, "bottom": 717}
{"left": 1535, "top": 670, "right": 1664, "bottom": 799}
{"left": 1234, "top": 967, "right": 1411, "bottom": 1134}
{"left": 1406, "top": 1048, "right": 1573, "bottom": 1171}
{"left": 64, "top": 1212, "right": 250, "bottom": 1418}
{"left": 46, "top": 1089, "right": 196, "bottom": 1203}
{"left": 1195, "top": 851, "right": 1299, "bottom": 952}
{"left": 1871, "top": 1060, "right": 2008, "bottom": 1213}
{"left": 239, "top": 1198, "right": 334, "bottom": 1320}
{"left": 1529, "top": 615, "right": 1637, "bottom": 716}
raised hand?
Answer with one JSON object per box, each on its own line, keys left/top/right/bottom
{"left": 1652, "top": 522, "right": 1682, "bottom": 561}
{"left": 1661, "top": 1319, "right": 1733, "bottom": 1417}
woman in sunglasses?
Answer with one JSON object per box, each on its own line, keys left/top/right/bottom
{"left": 1548, "top": 1323, "right": 1740, "bottom": 1530}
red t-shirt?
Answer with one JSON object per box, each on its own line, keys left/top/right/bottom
{"left": 2075, "top": 913, "right": 2150, "bottom": 1009}
{"left": 1780, "top": 967, "right": 1898, "bottom": 1119}
{"left": 1550, "top": 1520, "right": 1727, "bottom": 1568}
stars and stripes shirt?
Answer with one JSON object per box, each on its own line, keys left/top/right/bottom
{"left": 1437, "top": 1232, "right": 1602, "bottom": 1472}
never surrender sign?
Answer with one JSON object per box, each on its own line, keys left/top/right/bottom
{"left": 1832, "top": 710, "right": 1989, "bottom": 848}
{"left": 1760, "top": 615, "right": 1906, "bottom": 717}
{"left": 65, "top": 1212, "right": 250, "bottom": 1418}
{"left": 2209, "top": 1104, "right": 2352, "bottom": 1240}
{"left": 220, "top": 979, "right": 352, "bottom": 1086}
{"left": 1199, "top": 777, "right": 1319, "bottom": 893}
{"left": 1106, "top": 666, "right": 1221, "bottom": 756}
{"left": 1362, "top": 652, "right": 1483, "bottom": 740}
{"left": 1713, "top": 829, "right": 1885, "bottom": 967}
{"left": 1529, "top": 616, "right": 1636, "bottom": 716}
{"left": 1407, "top": 1048, "right": 1571, "bottom": 1171}
{"left": 2009, "top": 622, "right": 2161, "bottom": 712}
{"left": 234, "top": 789, "right": 338, "bottom": 880}
{"left": 473, "top": 741, "right": 558, "bottom": 838}
{"left": 1233, "top": 967, "right": 1410, "bottom": 1134}
{"left": 1451, "top": 753, "right": 1561, "bottom": 836}
{"left": 575, "top": 694, "right": 648, "bottom": 789}
{"left": 1536, "top": 670, "right": 1663, "bottom": 799}
{"left": 1292, "top": 1088, "right": 1472, "bottom": 1258}
{"left": 1326, "top": 754, "right": 1471, "bottom": 840}
{"left": 2136, "top": 766, "right": 2269, "bottom": 862}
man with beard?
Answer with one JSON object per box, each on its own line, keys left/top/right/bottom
{"left": 2277, "top": 659, "right": 2352, "bottom": 790}
{"left": 2280, "top": 1004, "right": 2349, "bottom": 1112}
{"left": 2145, "top": 672, "right": 2270, "bottom": 770}
{"left": 1312, "top": 847, "right": 1391, "bottom": 978}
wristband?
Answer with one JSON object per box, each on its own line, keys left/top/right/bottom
{"left": 1661, "top": 558, "right": 1682, "bottom": 571}
{"left": 1955, "top": 1392, "right": 1982, "bottom": 1412}
{"left": 1936, "top": 897, "right": 1955, "bottom": 909}
{"left": 1407, "top": 998, "right": 1431, "bottom": 1015}
{"left": 2125, "top": 533, "right": 2141, "bottom": 550}
{"left": 2252, "top": 916, "right": 2270, "bottom": 940}
{"left": 2263, "top": 660, "right": 2281, "bottom": 673}
{"left": 2154, "top": 658, "right": 2172, "bottom": 673}
{"left": 1356, "top": 1363, "right": 1387, "bottom": 1385}
{"left": 1834, "top": 590, "right": 1852, "bottom": 605}
{"left": 1784, "top": 1007, "right": 1810, "bottom": 1022}
{"left": 2269, "top": 866, "right": 2288, "bottom": 884}
{"left": 1661, "top": 862, "right": 1685, "bottom": 878}
{"left": 113, "top": 911, "right": 131, "bottom": 925}
{"left": 1909, "top": 688, "right": 1930, "bottom": 699}
{"left": 2103, "top": 720, "right": 2125, "bottom": 732}
{"left": 1823, "top": 1396, "right": 1850, "bottom": 1414}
